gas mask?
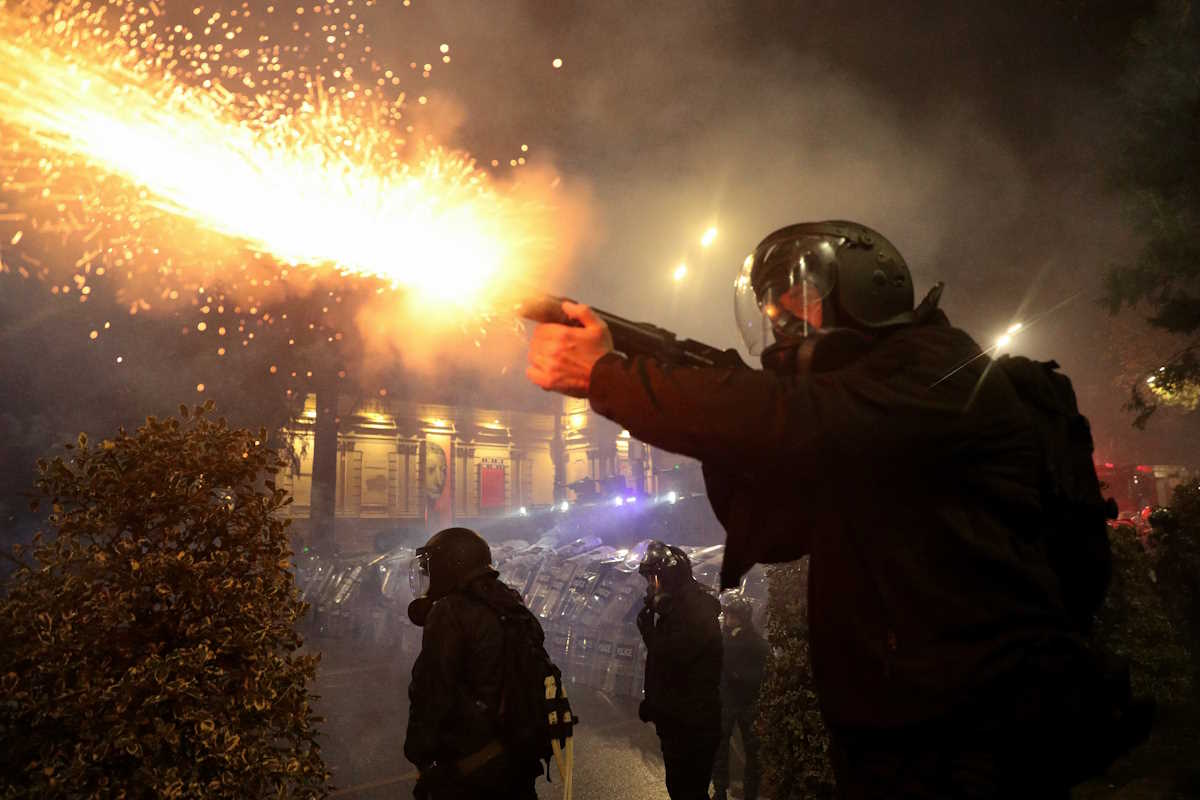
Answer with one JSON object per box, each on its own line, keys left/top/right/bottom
{"left": 638, "top": 541, "right": 690, "bottom": 611}
{"left": 407, "top": 548, "right": 435, "bottom": 626}
{"left": 404, "top": 527, "right": 494, "bottom": 627}
{"left": 644, "top": 573, "right": 671, "bottom": 610}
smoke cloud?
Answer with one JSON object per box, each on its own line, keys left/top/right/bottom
{"left": 1, "top": 0, "right": 1192, "bottom": 511}
{"left": 369, "top": 0, "right": 1182, "bottom": 460}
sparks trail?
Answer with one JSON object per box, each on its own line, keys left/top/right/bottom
{"left": 0, "top": 0, "right": 574, "bottom": 369}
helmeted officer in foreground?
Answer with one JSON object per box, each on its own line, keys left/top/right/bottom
{"left": 711, "top": 592, "right": 767, "bottom": 800}
{"left": 636, "top": 541, "right": 723, "bottom": 800}
{"left": 526, "top": 221, "right": 1147, "bottom": 797}
{"left": 403, "top": 527, "right": 541, "bottom": 799}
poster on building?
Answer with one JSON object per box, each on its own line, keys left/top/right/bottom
{"left": 423, "top": 434, "right": 452, "bottom": 530}
{"left": 480, "top": 462, "right": 505, "bottom": 510}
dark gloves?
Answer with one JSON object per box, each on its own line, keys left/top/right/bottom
{"left": 638, "top": 699, "right": 654, "bottom": 723}
{"left": 414, "top": 761, "right": 455, "bottom": 800}
{"left": 652, "top": 592, "right": 673, "bottom": 616}
{"left": 636, "top": 604, "right": 654, "bottom": 638}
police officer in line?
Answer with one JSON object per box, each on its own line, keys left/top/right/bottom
{"left": 712, "top": 593, "right": 766, "bottom": 800}
{"left": 526, "top": 220, "right": 1144, "bottom": 797}
{"left": 636, "top": 541, "right": 723, "bottom": 800}
{"left": 403, "top": 527, "right": 542, "bottom": 799}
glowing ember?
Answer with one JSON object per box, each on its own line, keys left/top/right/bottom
{"left": 0, "top": 2, "right": 553, "bottom": 307}
{"left": 0, "top": 0, "right": 579, "bottom": 389}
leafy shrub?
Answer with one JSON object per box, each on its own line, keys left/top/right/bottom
{"left": 1093, "top": 524, "right": 1193, "bottom": 708}
{"left": 1150, "top": 482, "right": 1200, "bottom": 704}
{"left": 0, "top": 403, "right": 329, "bottom": 798}
{"left": 756, "top": 558, "right": 835, "bottom": 799}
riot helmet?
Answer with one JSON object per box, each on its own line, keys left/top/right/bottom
{"left": 719, "top": 590, "right": 755, "bottom": 629}
{"left": 407, "top": 527, "right": 493, "bottom": 626}
{"left": 638, "top": 540, "right": 693, "bottom": 592}
{"left": 734, "top": 221, "right": 918, "bottom": 371}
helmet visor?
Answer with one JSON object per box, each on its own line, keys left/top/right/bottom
{"left": 408, "top": 550, "right": 431, "bottom": 598}
{"left": 734, "top": 235, "right": 841, "bottom": 355}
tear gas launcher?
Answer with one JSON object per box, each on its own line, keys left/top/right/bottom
{"left": 518, "top": 294, "right": 746, "bottom": 370}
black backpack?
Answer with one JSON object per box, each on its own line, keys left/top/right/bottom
{"left": 995, "top": 355, "right": 1119, "bottom": 632}
{"left": 470, "top": 581, "right": 577, "bottom": 780}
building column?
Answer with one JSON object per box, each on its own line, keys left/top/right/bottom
{"left": 310, "top": 378, "right": 339, "bottom": 556}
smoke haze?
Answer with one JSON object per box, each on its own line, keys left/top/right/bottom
{"left": 377, "top": 0, "right": 1182, "bottom": 460}
{"left": 1, "top": 0, "right": 1193, "bottom": 528}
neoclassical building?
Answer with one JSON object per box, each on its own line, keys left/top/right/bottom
{"left": 278, "top": 392, "right": 700, "bottom": 553}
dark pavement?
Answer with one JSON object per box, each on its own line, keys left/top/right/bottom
{"left": 308, "top": 636, "right": 740, "bottom": 800}
{"left": 306, "top": 633, "right": 1199, "bottom": 800}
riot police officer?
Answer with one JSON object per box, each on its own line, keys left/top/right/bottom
{"left": 636, "top": 541, "right": 723, "bottom": 800}
{"left": 403, "top": 527, "right": 542, "bottom": 799}
{"left": 526, "top": 221, "right": 1147, "bottom": 797}
{"left": 712, "top": 592, "right": 766, "bottom": 800}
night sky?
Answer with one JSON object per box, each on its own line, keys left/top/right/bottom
{"left": 1, "top": 0, "right": 1194, "bottom": 532}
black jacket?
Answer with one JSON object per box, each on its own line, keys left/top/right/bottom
{"left": 590, "top": 312, "right": 1082, "bottom": 730}
{"left": 404, "top": 574, "right": 541, "bottom": 769}
{"left": 640, "top": 580, "right": 723, "bottom": 733}
{"left": 722, "top": 623, "right": 768, "bottom": 710}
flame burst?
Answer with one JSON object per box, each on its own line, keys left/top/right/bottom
{"left": 0, "top": 0, "right": 573, "bottom": 367}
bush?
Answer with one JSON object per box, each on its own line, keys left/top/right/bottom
{"left": 1150, "top": 482, "right": 1200, "bottom": 705}
{"left": 1093, "top": 524, "right": 1193, "bottom": 708}
{"left": 756, "top": 558, "right": 835, "bottom": 799}
{"left": 0, "top": 403, "right": 329, "bottom": 798}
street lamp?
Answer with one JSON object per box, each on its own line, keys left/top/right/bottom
{"left": 994, "top": 321, "right": 1024, "bottom": 351}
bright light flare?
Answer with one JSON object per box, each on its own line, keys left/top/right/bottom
{"left": 995, "top": 321, "right": 1024, "bottom": 350}
{"left": 673, "top": 263, "right": 688, "bottom": 282}
{"left": 700, "top": 226, "right": 718, "bottom": 248}
{"left": 0, "top": 7, "right": 554, "bottom": 309}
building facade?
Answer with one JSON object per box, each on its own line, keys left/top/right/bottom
{"left": 279, "top": 393, "right": 699, "bottom": 553}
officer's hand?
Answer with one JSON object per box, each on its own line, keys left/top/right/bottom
{"left": 525, "top": 302, "right": 615, "bottom": 398}
{"left": 638, "top": 699, "right": 653, "bottom": 723}
{"left": 636, "top": 605, "right": 654, "bottom": 637}
{"left": 650, "top": 591, "right": 672, "bottom": 616}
